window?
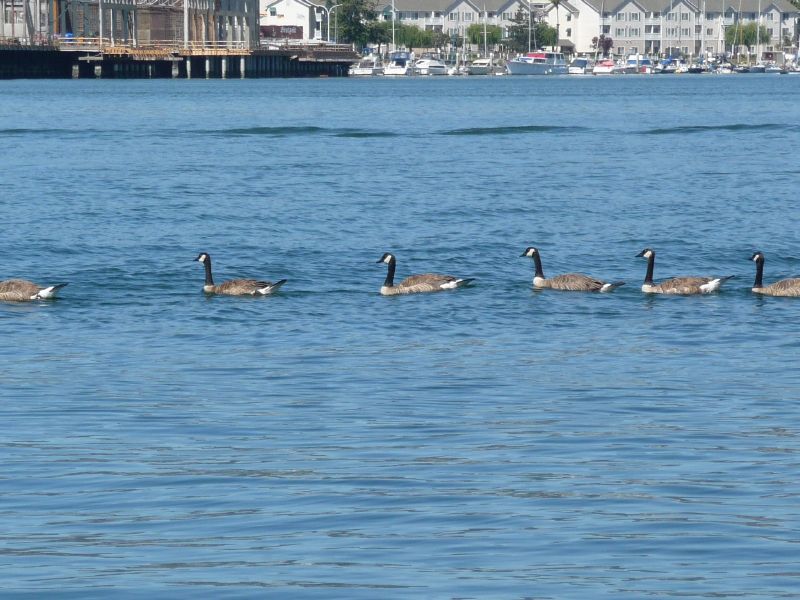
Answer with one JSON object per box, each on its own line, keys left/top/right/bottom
{"left": 682, "top": 46, "right": 688, "bottom": 54}
{"left": 269, "top": 6, "right": 276, "bottom": 15}
{"left": 617, "top": 46, "right": 624, "bottom": 54}
{"left": 630, "top": 13, "right": 640, "bottom": 21}
{"left": 616, "top": 13, "right": 626, "bottom": 20}
{"left": 652, "top": 12, "right": 660, "bottom": 18}
{"left": 565, "top": 27, "right": 571, "bottom": 36}
{"left": 502, "top": 12, "right": 512, "bottom": 20}
{"left": 602, "top": 25, "right": 610, "bottom": 33}
{"left": 616, "top": 27, "right": 625, "bottom": 36}
{"left": 630, "top": 46, "right": 638, "bottom": 53}
{"left": 681, "top": 27, "right": 690, "bottom": 36}
{"left": 566, "top": 14, "right": 571, "bottom": 21}
{"left": 706, "top": 28, "right": 713, "bottom": 36}
{"left": 681, "top": 12, "right": 689, "bottom": 20}
{"left": 464, "top": 12, "right": 473, "bottom": 21}
{"left": 630, "top": 27, "right": 640, "bottom": 36}
{"left": 766, "top": 12, "right": 773, "bottom": 20}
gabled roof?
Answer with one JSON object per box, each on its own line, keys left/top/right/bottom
{"left": 580, "top": 0, "right": 797, "bottom": 13}
{"left": 377, "top": 0, "right": 557, "bottom": 13}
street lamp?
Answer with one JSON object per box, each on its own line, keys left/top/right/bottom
{"left": 318, "top": 3, "right": 343, "bottom": 43}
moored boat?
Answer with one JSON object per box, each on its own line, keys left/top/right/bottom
{"left": 568, "top": 57, "right": 592, "bottom": 75}
{"left": 413, "top": 57, "right": 448, "bottom": 76}
{"left": 592, "top": 58, "right": 617, "bottom": 75}
{"left": 384, "top": 51, "right": 414, "bottom": 76}
{"left": 624, "top": 54, "right": 653, "bottom": 74}
{"left": 507, "top": 51, "right": 568, "bottom": 75}
{"left": 349, "top": 55, "right": 384, "bottom": 76}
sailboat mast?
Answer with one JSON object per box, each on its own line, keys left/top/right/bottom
{"left": 483, "top": 3, "right": 488, "bottom": 56}
{"left": 756, "top": 0, "right": 761, "bottom": 64}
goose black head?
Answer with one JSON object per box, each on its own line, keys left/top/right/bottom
{"left": 195, "top": 252, "right": 210, "bottom": 263}
{"left": 637, "top": 248, "right": 654, "bottom": 259}
{"left": 377, "top": 253, "right": 395, "bottom": 264}
{"left": 751, "top": 251, "right": 765, "bottom": 263}
{"left": 520, "top": 247, "right": 539, "bottom": 258}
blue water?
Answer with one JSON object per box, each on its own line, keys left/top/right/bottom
{"left": 2, "top": 75, "right": 800, "bottom": 598}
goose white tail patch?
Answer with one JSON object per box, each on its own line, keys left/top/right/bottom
{"left": 34, "top": 284, "right": 66, "bottom": 299}
{"left": 440, "top": 280, "right": 459, "bottom": 289}
{"left": 533, "top": 276, "right": 546, "bottom": 287}
{"left": 700, "top": 279, "right": 722, "bottom": 293}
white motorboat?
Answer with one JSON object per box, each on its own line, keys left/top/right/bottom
{"left": 349, "top": 55, "right": 384, "bottom": 77}
{"left": 413, "top": 58, "right": 448, "bottom": 76}
{"left": 568, "top": 57, "right": 592, "bottom": 75}
{"left": 384, "top": 51, "right": 414, "bottom": 76}
{"left": 592, "top": 58, "right": 617, "bottom": 75}
{"left": 468, "top": 58, "right": 493, "bottom": 75}
{"left": 506, "top": 52, "right": 568, "bottom": 75}
{"left": 624, "top": 54, "right": 653, "bottom": 74}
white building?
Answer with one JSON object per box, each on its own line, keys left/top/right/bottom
{"left": 377, "top": 0, "right": 797, "bottom": 56}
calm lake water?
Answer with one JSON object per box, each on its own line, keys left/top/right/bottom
{"left": 2, "top": 74, "right": 800, "bottom": 598}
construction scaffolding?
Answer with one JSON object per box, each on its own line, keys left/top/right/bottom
{"left": 0, "top": 0, "right": 259, "bottom": 50}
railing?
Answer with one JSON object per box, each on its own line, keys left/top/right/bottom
{"left": 53, "top": 36, "right": 252, "bottom": 54}
{"left": 264, "top": 41, "right": 353, "bottom": 53}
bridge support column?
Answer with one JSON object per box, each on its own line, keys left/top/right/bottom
{"left": 221, "top": 57, "right": 227, "bottom": 79}
{"left": 205, "top": 57, "right": 210, "bottom": 78}
{"left": 240, "top": 56, "right": 246, "bottom": 78}
{"left": 186, "top": 57, "right": 192, "bottom": 79}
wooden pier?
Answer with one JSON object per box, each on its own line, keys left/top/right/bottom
{"left": 0, "top": 39, "right": 357, "bottom": 79}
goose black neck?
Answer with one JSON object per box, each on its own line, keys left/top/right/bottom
{"left": 384, "top": 258, "right": 396, "bottom": 287}
{"left": 644, "top": 253, "right": 655, "bottom": 285}
{"left": 203, "top": 258, "right": 214, "bottom": 286}
{"left": 532, "top": 253, "right": 545, "bottom": 278}
{"left": 753, "top": 258, "right": 764, "bottom": 288}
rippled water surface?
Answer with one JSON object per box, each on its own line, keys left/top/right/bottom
{"left": 2, "top": 75, "right": 800, "bottom": 598}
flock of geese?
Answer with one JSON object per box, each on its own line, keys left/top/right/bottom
{"left": 1, "top": 248, "right": 799, "bottom": 302}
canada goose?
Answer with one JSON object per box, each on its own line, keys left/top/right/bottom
{"left": 636, "top": 248, "right": 734, "bottom": 294}
{"left": 520, "top": 247, "right": 625, "bottom": 292}
{"left": 751, "top": 252, "right": 800, "bottom": 296}
{"left": 0, "top": 279, "right": 67, "bottom": 302}
{"left": 377, "top": 253, "right": 474, "bottom": 296}
{"left": 195, "top": 252, "right": 286, "bottom": 296}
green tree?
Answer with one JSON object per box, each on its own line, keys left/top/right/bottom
{"left": 336, "top": 0, "right": 378, "bottom": 47}
{"left": 536, "top": 22, "right": 558, "bottom": 48}
{"left": 550, "top": 0, "right": 561, "bottom": 48}
{"left": 394, "top": 24, "right": 433, "bottom": 51}
{"left": 725, "top": 22, "right": 771, "bottom": 56}
{"left": 506, "top": 7, "right": 533, "bottom": 53}
{"left": 466, "top": 23, "right": 503, "bottom": 48}
{"left": 505, "top": 7, "right": 557, "bottom": 53}
{"left": 366, "top": 20, "right": 392, "bottom": 49}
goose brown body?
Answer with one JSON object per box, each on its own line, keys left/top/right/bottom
{"left": 378, "top": 253, "right": 473, "bottom": 296}
{"left": 0, "top": 279, "right": 67, "bottom": 302}
{"left": 751, "top": 252, "right": 800, "bottom": 297}
{"left": 196, "top": 253, "right": 286, "bottom": 296}
{"left": 521, "top": 247, "right": 625, "bottom": 292}
{"left": 637, "top": 248, "right": 733, "bottom": 295}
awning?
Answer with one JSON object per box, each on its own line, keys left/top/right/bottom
{"left": 558, "top": 39, "right": 575, "bottom": 49}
